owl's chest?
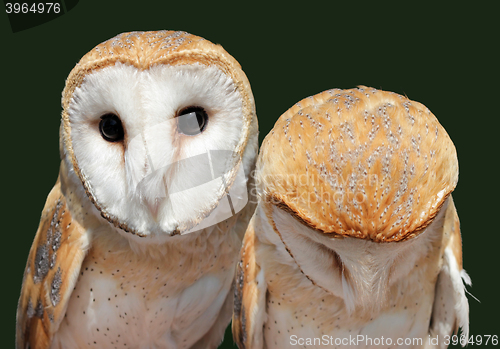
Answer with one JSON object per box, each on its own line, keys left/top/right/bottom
{"left": 263, "top": 270, "right": 437, "bottom": 349}
{"left": 265, "top": 295, "right": 435, "bottom": 349}
{"left": 52, "top": 230, "right": 240, "bottom": 348}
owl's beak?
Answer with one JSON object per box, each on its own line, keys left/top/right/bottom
{"left": 134, "top": 160, "right": 169, "bottom": 223}
{"left": 144, "top": 197, "right": 162, "bottom": 222}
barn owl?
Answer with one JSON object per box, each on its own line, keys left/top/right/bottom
{"left": 233, "top": 87, "right": 469, "bottom": 349}
{"left": 16, "top": 30, "right": 258, "bottom": 349}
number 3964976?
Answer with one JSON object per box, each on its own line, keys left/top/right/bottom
{"left": 5, "top": 3, "right": 61, "bottom": 14}
{"left": 444, "top": 334, "right": 498, "bottom": 346}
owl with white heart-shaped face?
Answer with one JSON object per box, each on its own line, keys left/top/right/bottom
{"left": 17, "top": 30, "right": 258, "bottom": 349}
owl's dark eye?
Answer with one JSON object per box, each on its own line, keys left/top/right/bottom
{"left": 177, "top": 107, "right": 208, "bottom": 136}
{"left": 99, "top": 114, "right": 124, "bottom": 142}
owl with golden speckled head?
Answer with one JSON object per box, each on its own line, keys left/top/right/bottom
{"left": 233, "top": 87, "right": 470, "bottom": 349}
{"left": 16, "top": 30, "right": 258, "bottom": 349}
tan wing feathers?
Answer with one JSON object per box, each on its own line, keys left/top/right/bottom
{"left": 16, "top": 179, "right": 87, "bottom": 349}
{"left": 441, "top": 195, "right": 463, "bottom": 270}
{"left": 428, "top": 195, "right": 469, "bottom": 346}
{"left": 444, "top": 196, "right": 469, "bottom": 336}
{"left": 233, "top": 216, "right": 266, "bottom": 349}
{"left": 449, "top": 199, "right": 463, "bottom": 271}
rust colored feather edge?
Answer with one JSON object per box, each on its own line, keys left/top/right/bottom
{"left": 233, "top": 217, "right": 263, "bottom": 349}
{"left": 16, "top": 179, "right": 87, "bottom": 349}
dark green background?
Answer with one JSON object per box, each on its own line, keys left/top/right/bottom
{"left": 2, "top": 1, "right": 498, "bottom": 348}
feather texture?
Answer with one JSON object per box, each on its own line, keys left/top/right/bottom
{"left": 17, "top": 30, "right": 258, "bottom": 348}
{"left": 233, "top": 214, "right": 267, "bottom": 349}
{"left": 427, "top": 197, "right": 470, "bottom": 348}
{"left": 16, "top": 180, "right": 88, "bottom": 349}
{"left": 235, "top": 87, "right": 468, "bottom": 348}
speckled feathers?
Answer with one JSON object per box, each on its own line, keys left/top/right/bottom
{"left": 16, "top": 181, "right": 87, "bottom": 348}
{"left": 258, "top": 86, "right": 458, "bottom": 242}
{"left": 17, "top": 30, "right": 258, "bottom": 349}
{"left": 234, "top": 87, "right": 468, "bottom": 349}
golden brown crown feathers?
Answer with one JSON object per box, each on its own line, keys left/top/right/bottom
{"left": 258, "top": 86, "right": 458, "bottom": 242}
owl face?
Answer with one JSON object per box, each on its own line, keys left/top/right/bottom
{"left": 60, "top": 31, "right": 256, "bottom": 239}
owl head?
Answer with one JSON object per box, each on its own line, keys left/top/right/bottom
{"left": 60, "top": 31, "right": 258, "bottom": 241}
{"left": 256, "top": 86, "right": 458, "bottom": 310}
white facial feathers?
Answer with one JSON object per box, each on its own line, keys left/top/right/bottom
{"left": 67, "top": 63, "right": 245, "bottom": 237}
